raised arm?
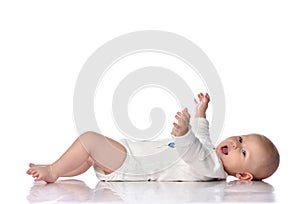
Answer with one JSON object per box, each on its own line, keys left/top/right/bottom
{"left": 170, "top": 93, "right": 224, "bottom": 178}
{"left": 171, "top": 92, "right": 210, "bottom": 137}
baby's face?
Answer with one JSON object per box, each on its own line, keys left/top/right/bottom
{"left": 216, "top": 134, "right": 267, "bottom": 178}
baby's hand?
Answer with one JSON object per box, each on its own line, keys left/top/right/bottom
{"left": 194, "top": 92, "right": 210, "bottom": 118}
{"left": 171, "top": 108, "right": 190, "bottom": 137}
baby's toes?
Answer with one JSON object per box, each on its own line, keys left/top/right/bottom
{"left": 32, "top": 170, "right": 39, "bottom": 177}
{"left": 26, "top": 168, "right": 34, "bottom": 175}
{"left": 34, "top": 175, "right": 43, "bottom": 181}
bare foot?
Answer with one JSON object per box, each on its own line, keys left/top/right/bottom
{"left": 26, "top": 163, "right": 58, "bottom": 183}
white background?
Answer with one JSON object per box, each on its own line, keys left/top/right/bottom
{"left": 0, "top": 0, "right": 299, "bottom": 203}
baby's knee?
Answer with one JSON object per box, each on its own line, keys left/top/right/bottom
{"left": 78, "top": 131, "right": 105, "bottom": 150}
{"left": 87, "top": 156, "right": 94, "bottom": 166}
{"left": 79, "top": 131, "right": 104, "bottom": 140}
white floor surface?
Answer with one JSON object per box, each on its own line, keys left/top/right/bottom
{"left": 25, "top": 179, "right": 275, "bottom": 203}
{"left": 3, "top": 170, "right": 298, "bottom": 204}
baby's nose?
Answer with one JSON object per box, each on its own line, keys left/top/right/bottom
{"left": 232, "top": 141, "right": 240, "bottom": 150}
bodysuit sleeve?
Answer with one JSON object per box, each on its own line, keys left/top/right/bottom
{"left": 171, "top": 117, "right": 226, "bottom": 178}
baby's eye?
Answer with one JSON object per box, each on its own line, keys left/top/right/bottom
{"left": 239, "top": 136, "right": 243, "bottom": 143}
{"left": 242, "top": 149, "right": 246, "bottom": 157}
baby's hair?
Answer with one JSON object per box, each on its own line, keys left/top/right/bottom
{"left": 252, "top": 134, "right": 280, "bottom": 180}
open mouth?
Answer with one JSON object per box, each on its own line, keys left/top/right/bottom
{"left": 221, "top": 146, "right": 228, "bottom": 155}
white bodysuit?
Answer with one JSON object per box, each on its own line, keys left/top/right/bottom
{"left": 94, "top": 117, "right": 227, "bottom": 181}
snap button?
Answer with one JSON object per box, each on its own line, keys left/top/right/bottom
{"left": 147, "top": 178, "right": 151, "bottom": 182}
{"left": 168, "top": 142, "right": 175, "bottom": 148}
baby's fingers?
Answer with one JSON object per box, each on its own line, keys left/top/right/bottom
{"left": 173, "top": 122, "right": 180, "bottom": 129}
{"left": 198, "top": 93, "right": 204, "bottom": 101}
{"left": 175, "top": 111, "right": 185, "bottom": 122}
{"left": 205, "top": 93, "right": 210, "bottom": 101}
{"left": 175, "top": 114, "right": 181, "bottom": 121}
{"left": 182, "top": 108, "right": 190, "bottom": 119}
{"left": 194, "top": 98, "right": 198, "bottom": 104}
{"left": 175, "top": 113, "right": 186, "bottom": 124}
{"left": 174, "top": 109, "right": 190, "bottom": 127}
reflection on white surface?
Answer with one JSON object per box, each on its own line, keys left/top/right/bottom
{"left": 27, "top": 179, "right": 275, "bottom": 203}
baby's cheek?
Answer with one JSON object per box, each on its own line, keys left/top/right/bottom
{"left": 223, "top": 157, "right": 233, "bottom": 168}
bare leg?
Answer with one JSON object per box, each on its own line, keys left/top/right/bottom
{"left": 57, "top": 157, "right": 94, "bottom": 177}
{"left": 26, "top": 131, "right": 127, "bottom": 183}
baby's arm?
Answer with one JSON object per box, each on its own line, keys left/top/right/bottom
{"left": 170, "top": 93, "right": 224, "bottom": 177}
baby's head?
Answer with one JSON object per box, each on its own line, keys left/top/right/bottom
{"left": 216, "top": 134, "right": 279, "bottom": 181}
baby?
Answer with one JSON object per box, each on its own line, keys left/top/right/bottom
{"left": 26, "top": 92, "right": 280, "bottom": 182}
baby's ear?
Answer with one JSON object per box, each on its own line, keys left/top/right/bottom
{"left": 235, "top": 172, "right": 253, "bottom": 181}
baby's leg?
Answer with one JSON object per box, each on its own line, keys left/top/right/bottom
{"left": 56, "top": 156, "right": 94, "bottom": 177}
{"left": 27, "top": 131, "right": 127, "bottom": 182}
{"left": 79, "top": 131, "right": 127, "bottom": 174}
